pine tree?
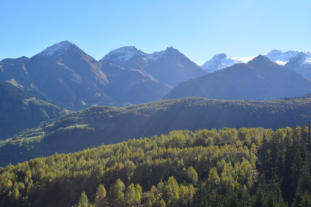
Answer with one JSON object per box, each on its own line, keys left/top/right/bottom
{"left": 110, "top": 179, "right": 125, "bottom": 207}
{"left": 95, "top": 184, "right": 107, "bottom": 207}
{"left": 187, "top": 166, "right": 198, "bottom": 185}
{"left": 75, "top": 192, "right": 89, "bottom": 207}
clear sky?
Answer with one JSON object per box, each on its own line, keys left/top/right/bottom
{"left": 0, "top": 0, "right": 310, "bottom": 64}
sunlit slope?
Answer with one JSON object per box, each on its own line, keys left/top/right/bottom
{"left": 0, "top": 127, "right": 309, "bottom": 206}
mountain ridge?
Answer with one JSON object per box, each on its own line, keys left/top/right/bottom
{"left": 166, "top": 55, "right": 311, "bottom": 100}
{"left": 202, "top": 49, "right": 311, "bottom": 76}
{"left": 0, "top": 41, "right": 206, "bottom": 109}
{"left": 101, "top": 46, "right": 206, "bottom": 87}
{"left": 2, "top": 96, "right": 311, "bottom": 166}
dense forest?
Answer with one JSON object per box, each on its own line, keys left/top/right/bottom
{"left": 1, "top": 127, "right": 311, "bottom": 206}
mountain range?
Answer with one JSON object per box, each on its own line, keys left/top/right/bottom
{"left": 2, "top": 41, "right": 311, "bottom": 142}
{"left": 0, "top": 41, "right": 205, "bottom": 110}
{"left": 202, "top": 49, "right": 311, "bottom": 79}
{"left": 166, "top": 55, "right": 311, "bottom": 100}
{"left": 2, "top": 41, "right": 311, "bottom": 111}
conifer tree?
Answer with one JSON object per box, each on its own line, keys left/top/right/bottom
{"left": 110, "top": 179, "right": 125, "bottom": 207}
{"left": 95, "top": 184, "right": 107, "bottom": 207}
{"left": 187, "top": 166, "right": 198, "bottom": 185}
{"left": 76, "top": 192, "right": 89, "bottom": 207}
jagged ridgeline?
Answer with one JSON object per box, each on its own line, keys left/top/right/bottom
{"left": 1, "top": 127, "right": 311, "bottom": 207}
{"left": 2, "top": 96, "right": 311, "bottom": 166}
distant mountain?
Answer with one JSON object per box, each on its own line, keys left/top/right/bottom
{"left": 284, "top": 52, "right": 311, "bottom": 79}
{"left": 101, "top": 46, "right": 206, "bottom": 87}
{"left": 266, "top": 50, "right": 303, "bottom": 65}
{"left": 202, "top": 50, "right": 311, "bottom": 76}
{"left": 0, "top": 81, "right": 65, "bottom": 139}
{"left": 3, "top": 96, "right": 311, "bottom": 166}
{"left": 202, "top": 53, "right": 254, "bottom": 73}
{"left": 166, "top": 55, "right": 311, "bottom": 100}
{"left": 263, "top": 50, "right": 311, "bottom": 80}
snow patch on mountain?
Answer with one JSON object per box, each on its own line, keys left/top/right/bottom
{"left": 266, "top": 50, "right": 311, "bottom": 65}
{"left": 101, "top": 46, "right": 145, "bottom": 62}
{"left": 266, "top": 50, "right": 300, "bottom": 62}
{"left": 305, "top": 58, "right": 311, "bottom": 64}
{"left": 275, "top": 60, "right": 287, "bottom": 66}
{"left": 37, "top": 41, "right": 75, "bottom": 56}
{"left": 101, "top": 46, "right": 181, "bottom": 63}
{"left": 231, "top": 56, "right": 256, "bottom": 63}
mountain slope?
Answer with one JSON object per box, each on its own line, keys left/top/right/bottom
{"left": 0, "top": 41, "right": 115, "bottom": 109}
{"left": 101, "top": 46, "right": 206, "bottom": 87}
{"left": 101, "top": 62, "right": 170, "bottom": 104}
{"left": 2, "top": 96, "right": 311, "bottom": 166}
{"left": 26, "top": 41, "right": 115, "bottom": 109}
{"left": 285, "top": 52, "right": 311, "bottom": 79}
{"left": 166, "top": 55, "right": 311, "bottom": 100}
{"left": 0, "top": 81, "right": 65, "bottom": 139}
{"left": 1, "top": 42, "right": 198, "bottom": 109}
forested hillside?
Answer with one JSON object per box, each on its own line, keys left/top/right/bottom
{"left": 1, "top": 127, "right": 311, "bottom": 207}
{"left": 2, "top": 96, "right": 311, "bottom": 166}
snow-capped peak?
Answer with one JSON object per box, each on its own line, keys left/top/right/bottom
{"left": 101, "top": 46, "right": 182, "bottom": 62}
{"left": 266, "top": 50, "right": 300, "bottom": 62}
{"left": 202, "top": 53, "right": 255, "bottom": 72}
{"left": 37, "top": 41, "right": 75, "bottom": 57}
{"left": 202, "top": 50, "right": 311, "bottom": 73}
{"left": 266, "top": 50, "right": 311, "bottom": 65}
{"left": 101, "top": 46, "right": 145, "bottom": 62}
{"left": 146, "top": 47, "right": 181, "bottom": 61}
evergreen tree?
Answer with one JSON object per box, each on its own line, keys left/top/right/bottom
{"left": 95, "top": 184, "right": 107, "bottom": 207}
{"left": 110, "top": 179, "right": 126, "bottom": 207}
{"left": 187, "top": 166, "right": 199, "bottom": 185}
{"left": 75, "top": 192, "right": 89, "bottom": 207}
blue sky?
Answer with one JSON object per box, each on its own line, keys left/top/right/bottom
{"left": 0, "top": 0, "right": 310, "bottom": 64}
